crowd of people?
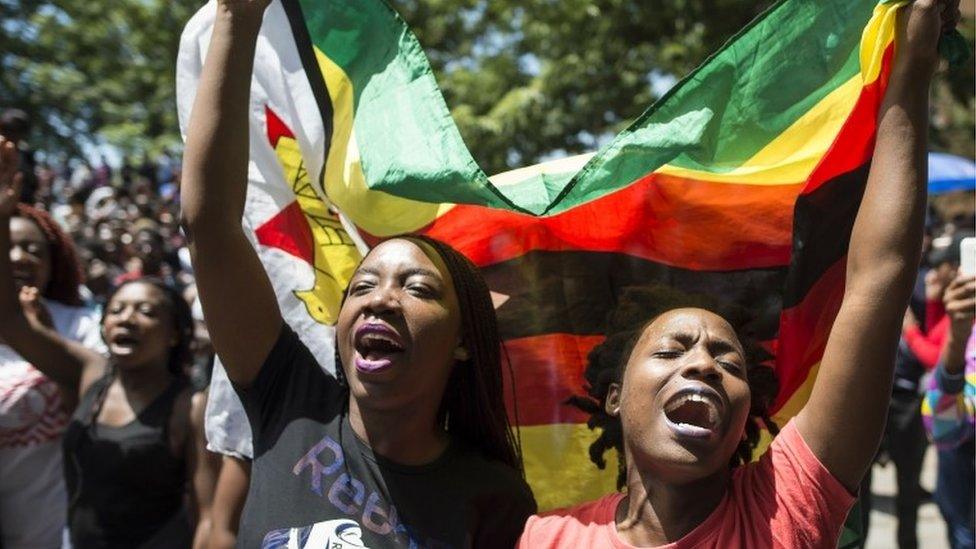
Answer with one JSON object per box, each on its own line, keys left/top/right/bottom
{"left": 0, "top": 0, "right": 972, "bottom": 548}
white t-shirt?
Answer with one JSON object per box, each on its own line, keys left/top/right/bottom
{"left": 0, "top": 300, "right": 103, "bottom": 549}
{"left": 204, "top": 358, "right": 254, "bottom": 459}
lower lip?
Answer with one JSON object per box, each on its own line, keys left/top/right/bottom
{"left": 110, "top": 344, "right": 138, "bottom": 356}
{"left": 355, "top": 355, "right": 395, "bottom": 374}
{"left": 665, "top": 417, "right": 717, "bottom": 440}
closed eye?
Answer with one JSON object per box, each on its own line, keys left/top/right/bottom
{"left": 717, "top": 359, "right": 745, "bottom": 375}
{"left": 406, "top": 284, "right": 437, "bottom": 298}
{"left": 652, "top": 350, "right": 683, "bottom": 359}
{"left": 348, "top": 281, "right": 375, "bottom": 296}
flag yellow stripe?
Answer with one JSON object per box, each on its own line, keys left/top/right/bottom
{"left": 654, "top": 75, "right": 864, "bottom": 185}
{"left": 654, "top": 4, "right": 900, "bottom": 186}
{"left": 519, "top": 423, "right": 619, "bottom": 511}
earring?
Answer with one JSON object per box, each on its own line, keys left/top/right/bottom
{"left": 453, "top": 347, "right": 470, "bottom": 361}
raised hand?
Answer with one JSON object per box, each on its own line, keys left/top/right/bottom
{"left": 0, "top": 137, "right": 23, "bottom": 218}
{"left": 943, "top": 274, "right": 976, "bottom": 339}
{"left": 925, "top": 268, "right": 951, "bottom": 301}
{"left": 897, "top": 0, "right": 962, "bottom": 74}
{"left": 216, "top": 0, "right": 272, "bottom": 20}
{"left": 19, "top": 286, "right": 54, "bottom": 330}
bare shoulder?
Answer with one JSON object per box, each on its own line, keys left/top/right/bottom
{"left": 77, "top": 359, "right": 109, "bottom": 399}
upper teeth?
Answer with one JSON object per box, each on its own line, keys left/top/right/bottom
{"left": 666, "top": 393, "right": 719, "bottom": 425}
{"left": 362, "top": 334, "right": 399, "bottom": 347}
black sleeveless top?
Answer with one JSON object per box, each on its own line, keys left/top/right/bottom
{"left": 62, "top": 374, "right": 191, "bottom": 548}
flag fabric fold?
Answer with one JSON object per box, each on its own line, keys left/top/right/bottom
{"left": 179, "top": 0, "right": 908, "bottom": 510}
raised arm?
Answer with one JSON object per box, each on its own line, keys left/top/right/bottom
{"left": 795, "top": 0, "right": 959, "bottom": 492}
{"left": 0, "top": 138, "right": 103, "bottom": 395}
{"left": 180, "top": 0, "right": 281, "bottom": 387}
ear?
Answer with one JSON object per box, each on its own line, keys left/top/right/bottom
{"left": 605, "top": 383, "right": 622, "bottom": 417}
{"left": 453, "top": 346, "right": 470, "bottom": 361}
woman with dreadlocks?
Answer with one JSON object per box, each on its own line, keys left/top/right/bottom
{"left": 0, "top": 137, "right": 104, "bottom": 547}
{"left": 0, "top": 139, "right": 213, "bottom": 548}
{"left": 179, "top": 1, "right": 535, "bottom": 547}
{"left": 519, "top": 2, "right": 958, "bottom": 547}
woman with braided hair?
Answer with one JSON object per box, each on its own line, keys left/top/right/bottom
{"left": 180, "top": 1, "right": 535, "bottom": 546}
{"left": 519, "top": 1, "right": 960, "bottom": 547}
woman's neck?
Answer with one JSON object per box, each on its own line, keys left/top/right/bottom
{"left": 114, "top": 360, "right": 174, "bottom": 397}
{"left": 347, "top": 396, "right": 449, "bottom": 466}
{"left": 616, "top": 460, "right": 731, "bottom": 547}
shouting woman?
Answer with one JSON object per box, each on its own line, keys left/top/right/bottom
{"left": 179, "top": 0, "right": 536, "bottom": 547}
{"left": 518, "top": 1, "right": 960, "bottom": 547}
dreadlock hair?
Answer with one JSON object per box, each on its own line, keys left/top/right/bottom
{"left": 13, "top": 203, "right": 83, "bottom": 306}
{"left": 335, "top": 235, "right": 523, "bottom": 473}
{"left": 566, "top": 285, "right": 780, "bottom": 489}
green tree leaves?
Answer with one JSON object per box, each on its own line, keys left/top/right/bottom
{"left": 2, "top": 0, "right": 972, "bottom": 170}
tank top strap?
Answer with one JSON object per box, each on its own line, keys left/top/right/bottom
{"left": 76, "top": 372, "right": 115, "bottom": 427}
{"left": 142, "top": 377, "right": 187, "bottom": 445}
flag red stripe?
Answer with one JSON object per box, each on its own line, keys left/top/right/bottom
{"left": 418, "top": 175, "right": 801, "bottom": 271}
{"left": 772, "top": 257, "right": 847, "bottom": 412}
{"left": 803, "top": 43, "right": 892, "bottom": 194}
{"left": 769, "top": 43, "right": 895, "bottom": 411}
{"left": 501, "top": 333, "right": 605, "bottom": 426}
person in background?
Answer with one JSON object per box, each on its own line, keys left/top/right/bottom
{"left": 903, "top": 232, "right": 975, "bottom": 367}
{"left": 0, "top": 138, "right": 215, "bottom": 548}
{"left": 0, "top": 139, "right": 103, "bottom": 548}
{"left": 921, "top": 272, "right": 976, "bottom": 549}
{"left": 0, "top": 109, "right": 37, "bottom": 205}
{"left": 857, "top": 228, "right": 973, "bottom": 549}
{"left": 206, "top": 455, "right": 251, "bottom": 549}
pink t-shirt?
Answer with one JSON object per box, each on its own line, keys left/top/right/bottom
{"left": 518, "top": 420, "right": 854, "bottom": 549}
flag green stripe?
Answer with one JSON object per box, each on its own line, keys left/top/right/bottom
{"left": 549, "top": 0, "right": 876, "bottom": 214}
{"left": 296, "top": 0, "right": 881, "bottom": 215}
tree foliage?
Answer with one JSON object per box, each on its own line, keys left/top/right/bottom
{"left": 1, "top": 0, "right": 199, "bottom": 158}
{"left": 2, "top": 0, "right": 973, "bottom": 172}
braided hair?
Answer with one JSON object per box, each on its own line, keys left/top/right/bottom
{"left": 566, "top": 285, "right": 780, "bottom": 488}
{"left": 336, "top": 235, "right": 523, "bottom": 473}
{"left": 13, "top": 203, "right": 83, "bottom": 306}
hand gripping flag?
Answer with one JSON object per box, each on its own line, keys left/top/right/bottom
{"left": 179, "top": 0, "right": 915, "bottom": 509}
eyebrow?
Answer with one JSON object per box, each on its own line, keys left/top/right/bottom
{"left": 109, "top": 300, "right": 161, "bottom": 308}
{"left": 354, "top": 266, "right": 442, "bottom": 279}
{"left": 668, "top": 333, "right": 742, "bottom": 356}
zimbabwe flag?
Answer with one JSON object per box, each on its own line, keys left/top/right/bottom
{"left": 179, "top": 0, "right": 907, "bottom": 510}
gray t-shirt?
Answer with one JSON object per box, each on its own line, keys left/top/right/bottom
{"left": 236, "top": 324, "right": 536, "bottom": 548}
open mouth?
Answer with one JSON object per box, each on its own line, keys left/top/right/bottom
{"left": 109, "top": 332, "right": 141, "bottom": 352}
{"left": 663, "top": 389, "right": 722, "bottom": 439}
{"left": 353, "top": 324, "right": 405, "bottom": 374}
